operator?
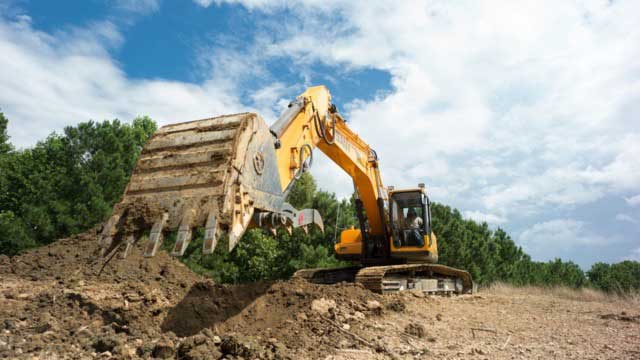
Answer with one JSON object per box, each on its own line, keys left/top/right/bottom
{"left": 405, "top": 208, "right": 424, "bottom": 247}
{"left": 405, "top": 208, "right": 423, "bottom": 229}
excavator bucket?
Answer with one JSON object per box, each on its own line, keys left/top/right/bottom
{"left": 98, "top": 112, "right": 322, "bottom": 258}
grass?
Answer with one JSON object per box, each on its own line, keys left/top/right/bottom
{"left": 484, "top": 282, "right": 640, "bottom": 304}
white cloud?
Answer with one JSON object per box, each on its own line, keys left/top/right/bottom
{"left": 208, "top": 0, "right": 640, "bottom": 227}
{"left": 462, "top": 210, "right": 507, "bottom": 225}
{"left": 193, "top": 0, "right": 213, "bottom": 6}
{"left": 0, "top": 14, "right": 253, "bottom": 148}
{"left": 625, "top": 194, "right": 640, "bottom": 207}
{"left": 518, "top": 219, "right": 607, "bottom": 260}
{"left": 615, "top": 214, "right": 637, "bottom": 224}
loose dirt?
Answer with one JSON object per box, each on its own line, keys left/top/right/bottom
{"left": 0, "top": 230, "right": 638, "bottom": 359}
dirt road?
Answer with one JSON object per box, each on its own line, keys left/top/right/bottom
{"left": 0, "top": 230, "right": 638, "bottom": 359}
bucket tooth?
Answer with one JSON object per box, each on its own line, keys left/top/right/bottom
{"left": 229, "top": 184, "right": 254, "bottom": 251}
{"left": 172, "top": 209, "right": 196, "bottom": 257}
{"left": 99, "top": 214, "right": 120, "bottom": 255}
{"left": 143, "top": 213, "right": 169, "bottom": 257}
{"left": 121, "top": 234, "right": 136, "bottom": 259}
{"left": 202, "top": 213, "right": 218, "bottom": 255}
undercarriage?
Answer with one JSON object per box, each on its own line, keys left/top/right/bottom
{"left": 293, "top": 263, "right": 476, "bottom": 295}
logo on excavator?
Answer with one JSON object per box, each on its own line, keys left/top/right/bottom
{"left": 298, "top": 212, "right": 304, "bottom": 225}
{"left": 334, "top": 129, "right": 366, "bottom": 166}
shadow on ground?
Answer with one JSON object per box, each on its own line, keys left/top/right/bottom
{"left": 161, "top": 280, "right": 273, "bottom": 337}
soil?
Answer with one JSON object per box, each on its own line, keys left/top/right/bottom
{"left": 0, "top": 230, "right": 638, "bottom": 359}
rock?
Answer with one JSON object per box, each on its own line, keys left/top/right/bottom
{"left": 366, "top": 300, "right": 383, "bottom": 315}
{"left": 76, "top": 326, "right": 93, "bottom": 338}
{"left": 201, "top": 327, "right": 215, "bottom": 338}
{"left": 3, "top": 319, "right": 16, "bottom": 331}
{"left": 386, "top": 300, "right": 406, "bottom": 312}
{"left": 266, "top": 337, "right": 287, "bottom": 359}
{"left": 35, "top": 322, "right": 52, "bottom": 333}
{"left": 178, "top": 334, "right": 222, "bottom": 360}
{"left": 220, "top": 334, "right": 259, "bottom": 358}
{"left": 113, "top": 344, "right": 136, "bottom": 357}
{"left": 352, "top": 311, "right": 366, "bottom": 321}
{"left": 152, "top": 340, "right": 175, "bottom": 359}
{"left": 92, "top": 336, "right": 121, "bottom": 353}
{"left": 435, "top": 313, "right": 443, "bottom": 321}
{"left": 183, "top": 344, "right": 222, "bottom": 360}
{"left": 366, "top": 300, "right": 381, "bottom": 310}
{"left": 311, "top": 298, "right": 337, "bottom": 315}
{"left": 342, "top": 323, "right": 351, "bottom": 331}
{"left": 404, "top": 323, "right": 426, "bottom": 338}
{"left": 296, "top": 312, "right": 308, "bottom": 321}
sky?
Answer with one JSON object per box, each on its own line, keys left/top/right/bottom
{"left": 0, "top": 0, "right": 638, "bottom": 268}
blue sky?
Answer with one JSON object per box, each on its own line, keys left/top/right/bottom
{"left": 0, "top": 0, "right": 638, "bottom": 268}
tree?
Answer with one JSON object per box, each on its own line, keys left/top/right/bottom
{"left": 0, "top": 116, "right": 157, "bottom": 254}
{"left": 588, "top": 261, "right": 640, "bottom": 293}
{"left": 0, "top": 112, "right": 12, "bottom": 155}
{"left": 0, "top": 211, "right": 34, "bottom": 256}
{"left": 2, "top": 113, "right": 637, "bottom": 291}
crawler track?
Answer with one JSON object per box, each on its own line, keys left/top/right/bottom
{"left": 295, "top": 264, "right": 475, "bottom": 295}
{"left": 355, "top": 264, "right": 475, "bottom": 294}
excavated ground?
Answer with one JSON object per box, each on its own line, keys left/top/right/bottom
{"left": 0, "top": 230, "right": 638, "bottom": 359}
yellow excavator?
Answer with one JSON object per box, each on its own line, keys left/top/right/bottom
{"left": 98, "top": 86, "right": 475, "bottom": 294}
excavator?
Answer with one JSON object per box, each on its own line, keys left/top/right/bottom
{"left": 98, "top": 86, "right": 475, "bottom": 295}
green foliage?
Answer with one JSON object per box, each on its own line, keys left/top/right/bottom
{"left": 0, "top": 115, "right": 156, "bottom": 253}
{"left": 431, "top": 203, "right": 587, "bottom": 288}
{"left": 0, "top": 211, "right": 34, "bottom": 256}
{"left": 169, "top": 172, "right": 350, "bottom": 284}
{"left": 587, "top": 261, "right": 640, "bottom": 293}
{"left": 0, "top": 112, "right": 12, "bottom": 155}
{"left": 1, "top": 113, "right": 637, "bottom": 292}
{"left": 286, "top": 171, "right": 316, "bottom": 208}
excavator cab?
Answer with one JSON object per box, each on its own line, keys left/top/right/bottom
{"left": 389, "top": 189, "right": 430, "bottom": 248}
{"left": 388, "top": 185, "right": 438, "bottom": 262}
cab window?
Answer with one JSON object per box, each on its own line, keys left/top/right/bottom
{"left": 390, "top": 192, "right": 428, "bottom": 247}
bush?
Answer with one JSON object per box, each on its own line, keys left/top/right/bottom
{"left": 588, "top": 261, "right": 640, "bottom": 293}
{"left": 0, "top": 211, "right": 35, "bottom": 256}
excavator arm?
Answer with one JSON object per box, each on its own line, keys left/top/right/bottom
{"left": 98, "top": 86, "right": 384, "bottom": 259}
{"left": 269, "top": 86, "right": 387, "bottom": 236}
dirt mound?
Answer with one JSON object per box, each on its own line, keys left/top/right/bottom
{"left": 1, "top": 230, "right": 639, "bottom": 359}
{"left": 1, "top": 227, "right": 201, "bottom": 287}
{"left": 0, "top": 231, "right": 398, "bottom": 359}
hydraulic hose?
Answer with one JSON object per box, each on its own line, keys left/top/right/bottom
{"left": 312, "top": 102, "right": 336, "bottom": 145}
{"left": 294, "top": 143, "right": 314, "bottom": 179}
